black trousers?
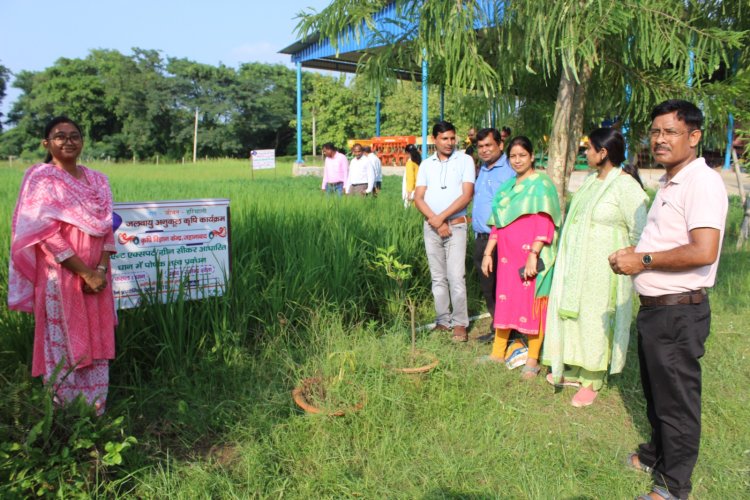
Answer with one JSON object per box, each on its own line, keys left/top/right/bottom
{"left": 636, "top": 298, "right": 711, "bottom": 499}
{"left": 472, "top": 233, "right": 496, "bottom": 328}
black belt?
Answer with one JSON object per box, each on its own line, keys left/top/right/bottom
{"left": 639, "top": 289, "right": 706, "bottom": 307}
{"left": 476, "top": 232, "right": 490, "bottom": 239}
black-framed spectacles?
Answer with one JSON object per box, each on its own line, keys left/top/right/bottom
{"left": 48, "top": 133, "right": 83, "bottom": 145}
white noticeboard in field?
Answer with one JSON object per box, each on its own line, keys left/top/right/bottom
{"left": 111, "top": 199, "right": 231, "bottom": 309}
{"left": 251, "top": 149, "right": 275, "bottom": 170}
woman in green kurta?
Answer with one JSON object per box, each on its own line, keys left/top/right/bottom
{"left": 542, "top": 128, "right": 648, "bottom": 407}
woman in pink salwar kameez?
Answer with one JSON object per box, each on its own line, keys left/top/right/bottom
{"left": 8, "top": 116, "right": 116, "bottom": 415}
{"left": 478, "top": 136, "right": 561, "bottom": 379}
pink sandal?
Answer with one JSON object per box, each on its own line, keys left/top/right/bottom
{"left": 571, "top": 386, "right": 598, "bottom": 407}
{"left": 545, "top": 373, "right": 581, "bottom": 388}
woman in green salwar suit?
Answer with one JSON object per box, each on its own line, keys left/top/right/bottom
{"left": 542, "top": 128, "right": 649, "bottom": 407}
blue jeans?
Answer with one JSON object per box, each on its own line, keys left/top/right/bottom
{"left": 423, "top": 221, "right": 469, "bottom": 328}
{"left": 326, "top": 182, "right": 344, "bottom": 196}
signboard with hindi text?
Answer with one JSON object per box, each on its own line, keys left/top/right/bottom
{"left": 251, "top": 149, "right": 275, "bottom": 170}
{"left": 111, "top": 199, "right": 230, "bottom": 309}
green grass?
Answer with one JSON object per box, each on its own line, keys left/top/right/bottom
{"left": 1, "top": 160, "right": 748, "bottom": 498}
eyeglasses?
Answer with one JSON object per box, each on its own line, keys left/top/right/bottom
{"left": 48, "top": 133, "right": 83, "bottom": 145}
{"left": 648, "top": 128, "right": 695, "bottom": 139}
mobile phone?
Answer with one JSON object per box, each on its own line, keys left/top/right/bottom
{"left": 518, "top": 257, "right": 545, "bottom": 280}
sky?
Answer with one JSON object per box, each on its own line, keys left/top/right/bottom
{"left": 0, "top": 0, "right": 332, "bottom": 117}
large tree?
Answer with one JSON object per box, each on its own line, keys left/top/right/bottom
{"left": 0, "top": 62, "right": 10, "bottom": 132}
{"left": 297, "top": 0, "right": 745, "bottom": 208}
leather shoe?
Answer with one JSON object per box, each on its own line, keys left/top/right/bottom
{"left": 451, "top": 326, "right": 468, "bottom": 342}
{"left": 431, "top": 324, "right": 451, "bottom": 333}
{"left": 474, "top": 332, "right": 494, "bottom": 343}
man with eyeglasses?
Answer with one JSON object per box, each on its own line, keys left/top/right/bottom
{"left": 609, "top": 100, "right": 728, "bottom": 500}
{"left": 414, "top": 121, "right": 475, "bottom": 342}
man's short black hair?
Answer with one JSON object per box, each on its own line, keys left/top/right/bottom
{"left": 321, "top": 142, "right": 336, "bottom": 151}
{"left": 476, "top": 128, "right": 502, "bottom": 144}
{"left": 651, "top": 99, "right": 703, "bottom": 130}
{"left": 501, "top": 126, "right": 512, "bottom": 136}
{"left": 432, "top": 120, "right": 456, "bottom": 138}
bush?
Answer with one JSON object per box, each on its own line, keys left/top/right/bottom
{"left": 0, "top": 367, "right": 136, "bottom": 498}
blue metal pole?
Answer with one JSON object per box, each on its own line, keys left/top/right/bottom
{"left": 375, "top": 94, "right": 381, "bottom": 137}
{"left": 440, "top": 85, "right": 445, "bottom": 121}
{"left": 724, "top": 114, "right": 735, "bottom": 170}
{"left": 687, "top": 50, "right": 695, "bottom": 87}
{"left": 422, "top": 50, "right": 429, "bottom": 159}
{"left": 724, "top": 53, "right": 739, "bottom": 170}
{"left": 623, "top": 83, "right": 632, "bottom": 161}
{"left": 296, "top": 61, "right": 303, "bottom": 164}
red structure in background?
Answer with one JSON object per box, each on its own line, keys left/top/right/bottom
{"left": 372, "top": 136, "right": 417, "bottom": 166}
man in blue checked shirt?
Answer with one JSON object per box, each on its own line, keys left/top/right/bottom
{"left": 471, "top": 128, "right": 515, "bottom": 343}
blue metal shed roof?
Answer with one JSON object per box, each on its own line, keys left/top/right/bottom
{"left": 280, "top": 1, "right": 503, "bottom": 78}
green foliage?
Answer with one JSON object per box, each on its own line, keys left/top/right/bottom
{"left": 0, "top": 62, "right": 10, "bottom": 132}
{"left": 0, "top": 51, "right": 303, "bottom": 161}
{"left": 0, "top": 367, "right": 136, "bottom": 498}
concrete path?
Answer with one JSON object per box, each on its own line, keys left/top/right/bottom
{"left": 568, "top": 167, "right": 748, "bottom": 197}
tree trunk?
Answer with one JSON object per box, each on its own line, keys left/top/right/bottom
{"left": 733, "top": 148, "right": 749, "bottom": 249}
{"left": 547, "top": 71, "right": 576, "bottom": 210}
{"left": 547, "top": 60, "right": 591, "bottom": 219}
{"left": 565, "top": 62, "right": 591, "bottom": 190}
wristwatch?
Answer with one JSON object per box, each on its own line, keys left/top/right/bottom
{"left": 641, "top": 254, "right": 653, "bottom": 268}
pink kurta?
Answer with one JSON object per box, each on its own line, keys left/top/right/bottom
{"left": 9, "top": 164, "right": 116, "bottom": 413}
{"left": 491, "top": 213, "right": 555, "bottom": 335}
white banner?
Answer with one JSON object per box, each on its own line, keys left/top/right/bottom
{"left": 251, "top": 149, "right": 276, "bottom": 170}
{"left": 111, "top": 199, "right": 230, "bottom": 309}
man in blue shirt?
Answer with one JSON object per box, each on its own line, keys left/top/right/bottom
{"left": 471, "top": 128, "right": 515, "bottom": 342}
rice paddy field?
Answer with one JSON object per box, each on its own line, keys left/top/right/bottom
{"left": 1, "top": 159, "right": 748, "bottom": 498}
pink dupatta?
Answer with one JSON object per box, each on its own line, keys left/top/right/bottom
{"left": 9, "top": 163, "right": 113, "bottom": 311}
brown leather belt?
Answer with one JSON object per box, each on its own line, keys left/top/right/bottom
{"left": 448, "top": 216, "right": 469, "bottom": 225}
{"left": 424, "top": 215, "right": 471, "bottom": 225}
{"left": 639, "top": 289, "right": 706, "bottom": 307}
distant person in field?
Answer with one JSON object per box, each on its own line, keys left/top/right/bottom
{"left": 364, "top": 146, "right": 383, "bottom": 196}
{"left": 321, "top": 143, "right": 349, "bottom": 196}
{"left": 477, "top": 136, "right": 560, "bottom": 379}
{"left": 470, "top": 128, "right": 514, "bottom": 343}
{"left": 402, "top": 143, "right": 422, "bottom": 207}
{"left": 542, "top": 127, "right": 648, "bottom": 408}
{"left": 500, "top": 126, "right": 512, "bottom": 144}
{"left": 610, "top": 99, "right": 728, "bottom": 500}
{"left": 414, "top": 121, "right": 475, "bottom": 342}
{"left": 464, "top": 126, "right": 480, "bottom": 174}
{"left": 345, "top": 143, "right": 375, "bottom": 196}
{"left": 8, "top": 116, "right": 117, "bottom": 415}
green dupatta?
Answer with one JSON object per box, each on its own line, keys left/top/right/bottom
{"left": 557, "top": 168, "right": 621, "bottom": 319}
{"left": 488, "top": 172, "right": 561, "bottom": 297}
